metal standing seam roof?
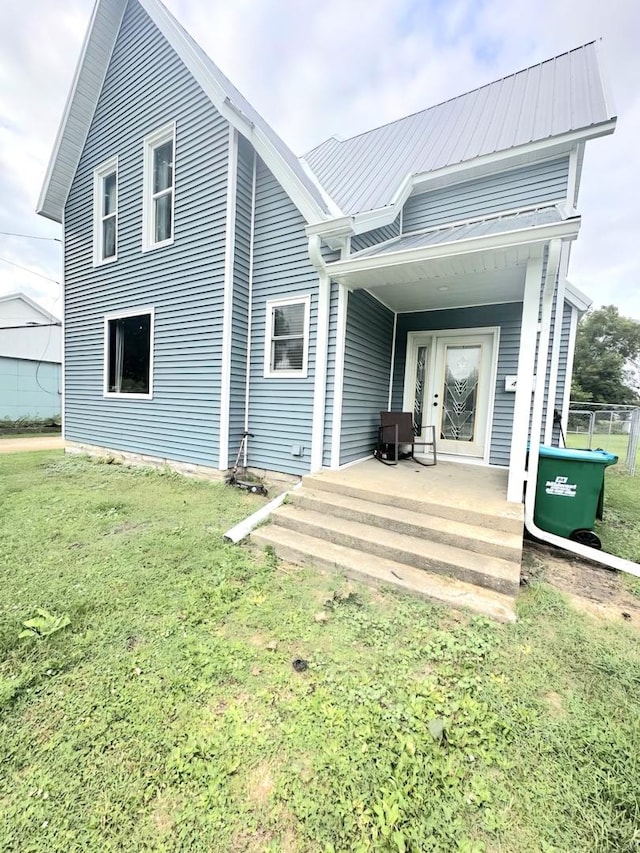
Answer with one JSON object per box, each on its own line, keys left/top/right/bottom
{"left": 303, "top": 42, "right": 614, "bottom": 215}
{"left": 349, "top": 207, "right": 567, "bottom": 260}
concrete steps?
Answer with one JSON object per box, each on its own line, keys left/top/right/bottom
{"left": 251, "top": 526, "right": 516, "bottom": 623}
{"left": 251, "top": 471, "right": 523, "bottom": 621}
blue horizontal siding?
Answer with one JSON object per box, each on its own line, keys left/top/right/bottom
{"left": 403, "top": 157, "right": 570, "bottom": 233}
{"left": 340, "top": 291, "right": 394, "bottom": 464}
{"left": 246, "top": 159, "right": 320, "bottom": 476}
{"left": 392, "top": 303, "right": 522, "bottom": 466}
{"left": 63, "top": 0, "right": 229, "bottom": 468}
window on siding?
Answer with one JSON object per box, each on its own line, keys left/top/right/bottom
{"left": 143, "top": 123, "right": 175, "bottom": 250}
{"left": 93, "top": 157, "right": 118, "bottom": 265}
{"left": 264, "top": 295, "right": 310, "bottom": 378}
{"left": 104, "top": 310, "right": 154, "bottom": 398}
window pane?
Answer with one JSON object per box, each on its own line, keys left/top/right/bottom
{"left": 153, "top": 141, "right": 173, "bottom": 193}
{"left": 103, "top": 172, "right": 117, "bottom": 216}
{"left": 102, "top": 216, "right": 116, "bottom": 259}
{"left": 273, "top": 303, "right": 304, "bottom": 337}
{"left": 108, "top": 314, "right": 151, "bottom": 394}
{"left": 154, "top": 193, "right": 173, "bottom": 243}
{"left": 441, "top": 345, "right": 480, "bottom": 441}
{"left": 272, "top": 338, "right": 303, "bottom": 372}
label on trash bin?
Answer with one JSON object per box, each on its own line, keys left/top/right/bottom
{"left": 545, "top": 475, "right": 577, "bottom": 497}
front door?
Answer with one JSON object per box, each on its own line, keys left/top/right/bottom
{"left": 404, "top": 329, "right": 497, "bottom": 459}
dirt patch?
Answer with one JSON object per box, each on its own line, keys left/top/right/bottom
{"left": 543, "top": 691, "right": 565, "bottom": 717}
{"left": 108, "top": 521, "right": 150, "bottom": 536}
{"left": 524, "top": 542, "right": 640, "bottom": 626}
{"left": 151, "top": 792, "right": 176, "bottom": 834}
{"left": 246, "top": 762, "right": 275, "bottom": 807}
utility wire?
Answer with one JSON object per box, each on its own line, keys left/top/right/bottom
{"left": 0, "top": 231, "right": 61, "bottom": 242}
{"left": 0, "top": 256, "right": 60, "bottom": 285}
{"left": 0, "top": 323, "right": 61, "bottom": 330}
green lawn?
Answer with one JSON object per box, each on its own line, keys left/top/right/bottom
{"left": 566, "top": 431, "right": 638, "bottom": 467}
{"left": 2, "top": 453, "right": 640, "bottom": 852}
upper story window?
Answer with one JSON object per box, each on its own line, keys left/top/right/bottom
{"left": 143, "top": 123, "right": 176, "bottom": 251}
{"left": 104, "top": 308, "right": 154, "bottom": 399}
{"left": 93, "top": 157, "right": 118, "bottom": 265}
{"left": 263, "top": 295, "right": 310, "bottom": 378}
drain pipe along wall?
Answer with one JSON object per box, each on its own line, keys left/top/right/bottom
{"left": 525, "top": 238, "right": 640, "bottom": 577}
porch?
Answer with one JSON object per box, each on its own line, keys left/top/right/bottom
{"left": 321, "top": 204, "right": 578, "bottom": 504}
{"left": 253, "top": 457, "right": 524, "bottom": 622}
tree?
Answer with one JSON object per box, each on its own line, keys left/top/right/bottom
{"left": 571, "top": 305, "right": 640, "bottom": 404}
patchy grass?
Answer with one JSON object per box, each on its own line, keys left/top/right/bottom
{"left": 2, "top": 453, "right": 640, "bottom": 852}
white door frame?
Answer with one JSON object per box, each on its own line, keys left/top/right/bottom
{"left": 403, "top": 326, "right": 500, "bottom": 463}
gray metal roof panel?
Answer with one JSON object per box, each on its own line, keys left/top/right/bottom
{"left": 351, "top": 207, "right": 565, "bottom": 259}
{"left": 304, "top": 42, "right": 613, "bottom": 215}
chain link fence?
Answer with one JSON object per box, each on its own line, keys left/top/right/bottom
{"left": 567, "top": 402, "right": 640, "bottom": 475}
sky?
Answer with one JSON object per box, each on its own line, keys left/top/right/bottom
{"left": 0, "top": 0, "right": 639, "bottom": 320}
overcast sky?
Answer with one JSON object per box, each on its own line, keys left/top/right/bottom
{"left": 1, "top": 0, "right": 638, "bottom": 320}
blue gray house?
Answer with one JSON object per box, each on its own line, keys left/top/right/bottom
{"left": 37, "top": 0, "right": 613, "bottom": 514}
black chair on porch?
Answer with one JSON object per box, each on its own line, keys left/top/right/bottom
{"left": 374, "top": 411, "right": 437, "bottom": 467}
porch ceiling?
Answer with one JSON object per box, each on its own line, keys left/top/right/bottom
{"left": 364, "top": 266, "right": 527, "bottom": 312}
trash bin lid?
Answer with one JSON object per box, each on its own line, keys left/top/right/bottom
{"left": 537, "top": 444, "right": 618, "bottom": 464}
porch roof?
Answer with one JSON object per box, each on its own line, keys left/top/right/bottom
{"left": 353, "top": 207, "right": 566, "bottom": 259}
{"left": 325, "top": 206, "right": 581, "bottom": 310}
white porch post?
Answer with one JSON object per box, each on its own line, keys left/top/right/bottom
{"left": 543, "top": 242, "right": 570, "bottom": 444}
{"left": 506, "top": 256, "right": 543, "bottom": 503}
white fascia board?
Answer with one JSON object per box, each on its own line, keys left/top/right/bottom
{"left": 564, "top": 280, "right": 592, "bottom": 314}
{"left": 305, "top": 216, "right": 355, "bottom": 238}
{"left": 37, "top": 0, "right": 127, "bottom": 222}
{"left": 326, "top": 218, "right": 581, "bottom": 278}
{"left": 308, "top": 122, "right": 616, "bottom": 240}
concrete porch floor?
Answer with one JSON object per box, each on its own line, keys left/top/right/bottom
{"left": 309, "top": 458, "right": 524, "bottom": 532}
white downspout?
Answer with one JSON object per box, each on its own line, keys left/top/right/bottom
{"left": 309, "top": 234, "right": 331, "bottom": 473}
{"left": 243, "top": 149, "right": 257, "bottom": 468}
{"left": 525, "top": 239, "right": 640, "bottom": 577}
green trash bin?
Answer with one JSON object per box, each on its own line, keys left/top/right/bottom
{"left": 533, "top": 445, "right": 618, "bottom": 549}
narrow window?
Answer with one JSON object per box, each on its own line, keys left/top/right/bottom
{"left": 93, "top": 157, "right": 118, "bottom": 265}
{"left": 143, "top": 124, "right": 175, "bottom": 250}
{"left": 104, "top": 310, "right": 154, "bottom": 397}
{"left": 264, "top": 296, "right": 310, "bottom": 378}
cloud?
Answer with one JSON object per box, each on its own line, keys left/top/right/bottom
{"left": 1, "top": 0, "right": 638, "bottom": 317}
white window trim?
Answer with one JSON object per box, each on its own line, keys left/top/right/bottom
{"left": 263, "top": 294, "right": 311, "bottom": 379}
{"left": 93, "top": 156, "right": 118, "bottom": 266}
{"left": 103, "top": 306, "right": 155, "bottom": 400}
{"left": 142, "top": 122, "right": 176, "bottom": 252}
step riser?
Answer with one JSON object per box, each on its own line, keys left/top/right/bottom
{"left": 301, "top": 476, "right": 522, "bottom": 535}
{"left": 251, "top": 527, "right": 516, "bottom": 623}
{"left": 272, "top": 512, "right": 519, "bottom": 596}
{"left": 290, "top": 492, "right": 521, "bottom": 562}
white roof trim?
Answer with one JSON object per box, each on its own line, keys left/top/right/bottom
{"left": 565, "top": 280, "right": 592, "bottom": 313}
{"left": 0, "top": 292, "right": 61, "bottom": 324}
{"left": 37, "top": 0, "right": 127, "bottom": 222}
{"left": 326, "top": 218, "right": 581, "bottom": 278}
{"left": 37, "top": 0, "right": 331, "bottom": 225}
{"left": 308, "top": 121, "right": 616, "bottom": 240}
